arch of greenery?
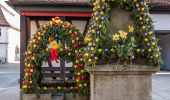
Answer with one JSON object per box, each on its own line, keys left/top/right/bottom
{"left": 23, "top": 17, "right": 89, "bottom": 94}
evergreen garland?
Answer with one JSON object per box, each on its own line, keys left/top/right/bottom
{"left": 84, "top": 0, "right": 162, "bottom": 68}
{"left": 22, "top": 17, "right": 89, "bottom": 95}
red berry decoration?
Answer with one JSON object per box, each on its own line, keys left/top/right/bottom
{"left": 36, "top": 41, "right": 39, "bottom": 45}
{"left": 36, "top": 86, "right": 40, "bottom": 91}
{"left": 26, "top": 69, "right": 30, "bottom": 73}
{"left": 81, "top": 76, "right": 85, "bottom": 79}
{"left": 77, "top": 77, "right": 81, "bottom": 81}
{"left": 80, "top": 64, "right": 83, "bottom": 67}
{"left": 40, "top": 33, "right": 44, "bottom": 37}
{"left": 75, "top": 31, "right": 78, "bottom": 36}
{"left": 71, "top": 34, "right": 75, "bottom": 38}
{"left": 27, "top": 86, "right": 31, "bottom": 90}
{"left": 46, "top": 23, "right": 50, "bottom": 28}
{"left": 65, "top": 26, "right": 69, "bottom": 29}
{"left": 27, "top": 57, "right": 30, "bottom": 61}
{"left": 55, "top": 17, "right": 60, "bottom": 20}
{"left": 28, "top": 73, "right": 32, "bottom": 77}
{"left": 32, "top": 52, "right": 36, "bottom": 56}
{"left": 78, "top": 42, "right": 81, "bottom": 46}
{"left": 74, "top": 65, "right": 79, "bottom": 69}
{"left": 50, "top": 86, "right": 54, "bottom": 91}
{"left": 75, "top": 86, "right": 79, "bottom": 90}
{"left": 57, "top": 23, "right": 60, "bottom": 26}
{"left": 73, "top": 45, "right": 77, "bottom": 48}
{"left": 65, "top": 48, "right": 68, "bottom": 52}
{"left": 64, "top": 87, "right": 67, "bottom": 90}
{"left": 35, "top": 35, "right": 38, "bottom": 39}
{"left": 31, "top": 64, "right": 35, "bottom": 68}
{"left": 71, "top": 25, "right": 74, "bottom": 28}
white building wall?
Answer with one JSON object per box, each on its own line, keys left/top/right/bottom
{"left": 151, "top": 14, "right": 170, "bottom": 30}
{"left": 0, "top": 26, "right": 8, "bottom": 63}
{"left": 0, "top": 27, "right": 8, "bottom": 43}
{"left": 0, "top": 1, "right": 20, "bottom": 63}
{"left": 7, "top": 28, "right": 20, "bottom": 63}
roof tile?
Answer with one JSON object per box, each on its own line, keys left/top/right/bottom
{"left": 9, "top": 0, "right": 89, "bottom": 5}
{"left": 0, "top": 8, "right": 9, "bottom": 26}
{"left": 8, "top": 0, "right": 170, "bottom": 6}
{"left": 152, "top": 0, "right": 170, "bottom": 5}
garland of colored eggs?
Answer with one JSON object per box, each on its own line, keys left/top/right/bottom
{"left": 22, "top": 17, "right": 89, "bottom": 94}
{"left": 84, "top": 0, "right": 162, "bottom": 67}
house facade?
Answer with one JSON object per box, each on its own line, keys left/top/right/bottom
{"left": 0, "top": 2, "right": 20, "bottom": 63}
{"left": 0, "top": 9, "right": 9, "bottom": 63}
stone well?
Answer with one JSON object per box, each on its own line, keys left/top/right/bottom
{"left": 86, "top": 64, "right": 160, "bottom": 100}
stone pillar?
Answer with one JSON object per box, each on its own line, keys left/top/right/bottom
{"left": 86, "top": 65, "right": 159, "bottom": 100}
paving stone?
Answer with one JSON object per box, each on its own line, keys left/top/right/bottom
{"left": 0, "top": 63, "right": 170, "bottom": 100}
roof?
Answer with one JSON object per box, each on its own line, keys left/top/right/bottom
{"left": 8, "top": 0, "right": 170, "bottom": 6}
{"left": 8, "top": 0, "right": 89, "bottom": 6}
{"left": 152, "top": 0, "right": 170, "bottom": 5}
{"left": 0, "top": 8, "right": 9, "bottom": 26}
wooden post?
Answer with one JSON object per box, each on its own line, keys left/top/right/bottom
{"left": 20, "top": 16, "right": 27, "bottom": 87}
{"left": 60, "top": 17, "right": 66, "bottom": 82}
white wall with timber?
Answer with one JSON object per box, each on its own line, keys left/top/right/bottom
{"left": 7, "top": 27, "right": 20, "bottom": 63}
{"left": 0, "top": 26, "right": 8, "bottom": 63}
{"left": 0, "top": 1, "right": 20, "bottom": 63}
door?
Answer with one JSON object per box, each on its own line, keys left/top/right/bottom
{"left": 157, "top": 34, "right": 170, "bottom": 70}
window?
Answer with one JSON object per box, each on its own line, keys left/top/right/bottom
{"left": 0, "top": 28, "right": 1, "bottom": 36}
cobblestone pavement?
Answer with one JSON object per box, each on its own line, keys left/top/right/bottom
{"left": 152, "top": 74, "right": 170, "bottom": 100}
{"left": 0, "top": 63, "right": 170, "bottom": 100}
{"left": 0, "top": 63, "right": 20, "bottom": 100}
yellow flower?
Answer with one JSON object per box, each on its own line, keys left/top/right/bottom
{"left": 129, "top": 26, "right": 134, "bottom": 32}
{"left": 48, "top": 36, "right": 54, "bottom": 42}
{"left": 113, "top": 34, "right": 120, "bottom": 41}
{"left": 84, "top": 35, "right": 91, "bottom": 42}
{"left": 51, "top": 41, "right": 58, "bottom": 49}
{"left": 119, "top": 31, "right": 127, "bottom": 39}
{"left": 50, "top": 41, "right": 62, "bottom": 49}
